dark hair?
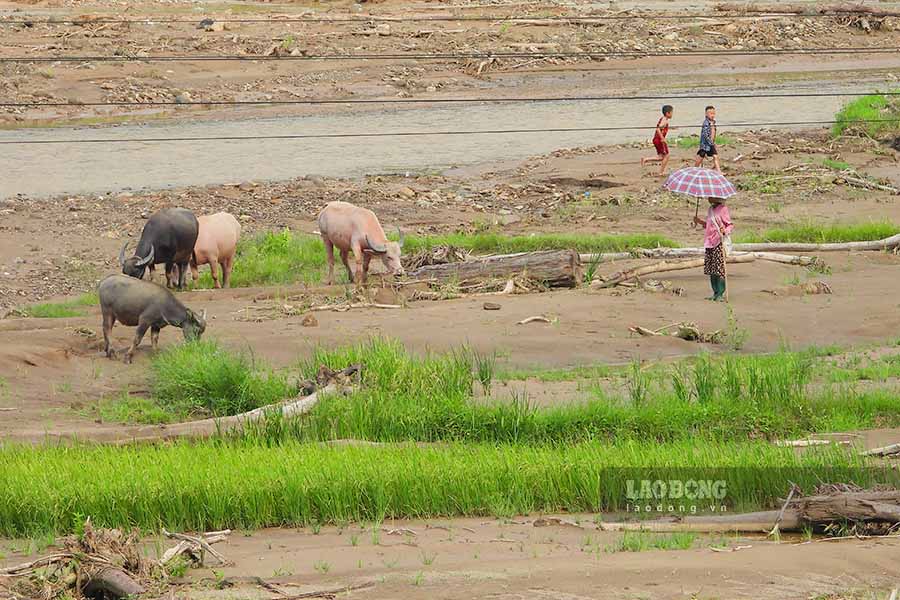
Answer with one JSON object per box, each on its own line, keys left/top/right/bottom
{"left": 705, "top": 105, "right": 715, "bottom": 111}
{"left": 662, "top": 105, "right": 673, "bottom": 115}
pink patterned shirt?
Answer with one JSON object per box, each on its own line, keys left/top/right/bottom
{"left": 704, "top": 204, "right": 733, "bottom": 249}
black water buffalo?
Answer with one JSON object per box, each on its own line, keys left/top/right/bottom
{"left": 98, "top": 274, "right": 207, "bottom": 363}
{"left": 120, "top": 208, "right": 199, "bottom": 289}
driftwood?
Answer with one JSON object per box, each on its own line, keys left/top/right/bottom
{"left": 82, "top": 568, "right": 146, "bottom": 599}
{"left": 594, "top": 254, "right": 755, "bottom": 289}
{"left": 582, "top": 232, "right": 900, "bottom": 264}
{"left": 600, "top": 510, "right": 797, "bottom": 533}
{"left": 603, "top": 490, "right": 900, "bottom": 533}
{"left": 407, "top": 250, "right": 582, "bottom": 288}
{"left": 115, "top": 382, "right": 346, "bottom": 444}
{"left": 716, "top": 3, "right": 900, "bottom": 17}
{"left": 582, "top": 249, "right": 818, "bottom": 266}
{"left": 161, "top": 529, "right": 230, "bottom": 567}
{"left": 863, "top": 442, "right": 900, "bottom": 457}
{"left": 840, "top": 175, "right": 900, "bottom": 195}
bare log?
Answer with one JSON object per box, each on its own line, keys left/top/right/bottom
{"left": 407, "top": 250, "right": 582, "bottom": 288}
{"left": 602, "top": 490, "right": 900, "bottom": 533}
{"left": 715, "top": 3, "right": 900, "bottom": 17}
{"left": 82, "top": 567, "right": 145, "bottom": 600}
{"left": 841, "top": 175, "right": 900, "bottom": 195}
{"left": 793, "top": 491, "right": 900, "bottom": 523}
{"left": 581, "top": 232, "right": 900, "bottom": 262}
{"left": 581, "top": 249, "right": 818, "bottom": 265}
{"left": 731, "top": 234, "right": 900, "bottom": 253}
{"left": 594, "top": 255, "right": 755, "bottom": 289}
{"left": 600, "top": 510, "right": 796, "bottom": 533}
{"left": 863, "top": 442, "right": 900, "bottom": 457}
{"left": 116, "top": 383, "right": 341, "bottom": 444}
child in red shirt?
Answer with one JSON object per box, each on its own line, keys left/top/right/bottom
{"left": 641, "top": 105, "right": 673, "bottom": 176}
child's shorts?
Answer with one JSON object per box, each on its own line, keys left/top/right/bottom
{"left": 653, "top": 139, "right": 669, "bottom": 156}
{"left": 697, "top": 144, "right": 718, "bottom": 158}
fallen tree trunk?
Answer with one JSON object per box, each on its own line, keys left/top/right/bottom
{"left": 731, "top": 234, "right": 900, "bottom": 253}
{"left": 601, "top": 510, "right": 795, "bottom": 533}
{"left": 716, "top": 3, "right": 900, "bottom": 17}
{"left": 582, "top": 249, "right": 817, "bottom": 265}
{"left": 594, "top": 254, "right": 755, "bottom": 289}
{"left": 863, "top": 442, "right": 900, "bottom": 457}
{"left": 581, "top": 233, "right": 900, "bottom": 262}
{"left": 793, "top": 490, "right": 900, "bottom": 523}
{"left": 602, "top": 490, "right": 900, "bottom": 533}
{"left": 115, "top": 383, "right": 341, "bottom": 444}
{"left": 407, "top": 250, "right": 582, "bottom": 288}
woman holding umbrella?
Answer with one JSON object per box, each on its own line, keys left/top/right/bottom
{"left": 663, "top": 167, "right": 737, "bottom": 301}
{"left": 694, "top": 197, "right": 733, "bottom": 301}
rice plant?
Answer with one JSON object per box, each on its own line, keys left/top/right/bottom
{"left": 0, "top": 439, "right": 890, "bottom": 537}
{"left": 735, "top": 221, "right": 899, "bottom": 244}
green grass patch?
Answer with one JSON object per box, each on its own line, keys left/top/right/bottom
{"left": 673, "top": 134, "right": 735, "bottom": 149}
{"left": 605, "top": 531, "right": 698, "bottom": 553}
{"left": 822, "top": 158, "right": 852, "bottom": 171}
{"left": 195, "top": 230, "right": 332, "bottom": 289}
{"left": 0, "top": 439, "right": 889, "bottom": 537}
{"left": 20, "top": 292, "right": 97, "bottom": 318}
{"left": 93, "top": 393, "right": 182, "bottom": 425}
{"left": 150, "top": 340, "right": 292, "bottom": 417}
{"left": 832, "top": 90, "right": 900, "bottom": 138}
{"left": 402, "top": 232, "right": 678, "bottom": 255}
{"left": 240, "top": 340, "right": 900, "bottom": 445}
{"left": 735, "top": 221, "right": 900, "bottom": 244}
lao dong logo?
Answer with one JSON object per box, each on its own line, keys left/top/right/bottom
{"left": 625, "top": 479, "right": 728, "bottom": 514}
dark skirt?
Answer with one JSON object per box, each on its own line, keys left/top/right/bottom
{"left": 704, "top": 244, "right": 725, "bottom": 277}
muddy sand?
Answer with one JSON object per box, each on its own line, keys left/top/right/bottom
{"left": 2, "top": 515, "right": 899, "bottom": 600}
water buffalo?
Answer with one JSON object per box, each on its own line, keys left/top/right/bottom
{"left": 98, "top": 274, "right": 207, "bottom": 363}
{"left": 189, "top": 212, "right": 241, "bottom": 289}
{"left": 120, "top": 208, "right": 199, "bottom": 290}
{"left": 317, "top": 201, "right": 405, "bottom": 287}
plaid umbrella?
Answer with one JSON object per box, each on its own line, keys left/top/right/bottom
{"left": 663, "top": 167, "right": 737, "bottom": 198}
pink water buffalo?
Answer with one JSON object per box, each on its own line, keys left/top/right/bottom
{"left": 190, "top": 212, "right": 241, "bottom": 288}
{"left": 317, "top": 201, "right": 405, "bottom": 287}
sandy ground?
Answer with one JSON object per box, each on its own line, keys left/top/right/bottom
{"left": 2, "top": 516, "right": 900, "bottom": 600}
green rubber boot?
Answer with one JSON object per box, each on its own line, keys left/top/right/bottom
{"left": 713, "top": 276, "right": 726, "bottom": 301}
{"left": 707, "top": 275, "right": 718, "bottom": 300}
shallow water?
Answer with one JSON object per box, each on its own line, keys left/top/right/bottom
{"left": 0, "top": 80, "right": 885, "bottom": 199}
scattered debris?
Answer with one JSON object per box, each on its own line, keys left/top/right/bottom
{"left": 533, "top": 517, "right": 583, "bottom": 529}
{"left": 301, "top": 314, "right": 319, "bottom": 327}
{"left": 161, "top": 529, "right": 230, "bottom": 567}
{"left": 0, "top": 520, "right": 232, "bottom": 600}
{"left": 763, "top": 281, "right": 833, "bottom": 297}
{"left": 517, "top": 315, "right": 551, "bottom": 325}
{"left": 629, "top": 322, "right": 724, "bottom": 344}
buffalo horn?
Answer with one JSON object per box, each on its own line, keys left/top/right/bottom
{"left": 366, "top": 235, "right": 387, "bottom": 254}
{"left": 118, "top": 243, "right": 128, "bottom": 267}
{"left": 136, "top": 244, "right": 155, "bottom": 267}
{"left": 397, "top": 227, "right": 406, "bottom": 249}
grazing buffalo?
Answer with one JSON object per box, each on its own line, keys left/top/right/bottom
{"left": 120, "top": 208, "right": 199, "bottom": 289}
{"left": 98, "top": 274, "right": 207, "bottom": 363}
{"left": 317, "top": 201, "right": 405, "bottom": 286}
{"left": 189, "top": 212, "right": 241, "bottom": 289}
